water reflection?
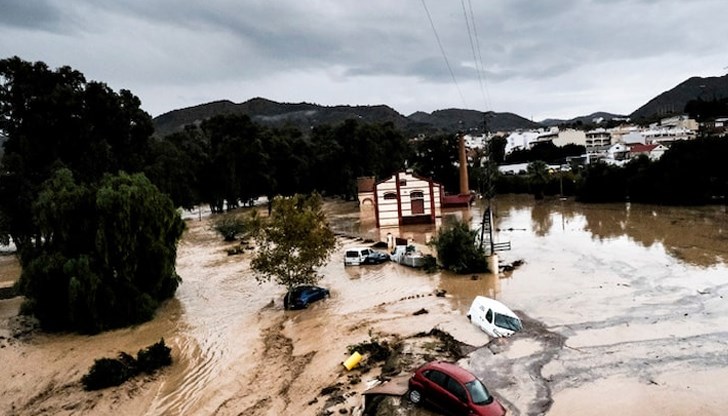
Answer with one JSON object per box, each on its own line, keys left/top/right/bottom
{"left": 342, "top": 195, "right": 728, "bottom": 269}
{"left": 492, "top": 195, "right": 728, "bottom": 268}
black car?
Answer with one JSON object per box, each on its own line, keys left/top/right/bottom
{"left": 363, "top": 251, "right": 390, "bottom": 265}
{"left": 283, "top": 285, "right": 330, "bottom": 310}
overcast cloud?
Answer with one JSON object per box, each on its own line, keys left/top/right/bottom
{"left": 1, "top": 0, "right": 726, "bottom": 120}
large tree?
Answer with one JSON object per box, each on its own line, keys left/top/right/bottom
{"left": 251, "top": 193, "right": 336, "bottom": 290}
{"left": 1, "top": 58, "right": 184, "bottom": 332}
{"left": 16, "top": 169, "right": 184, "bottom": 333}
{"left": 0, "top": 57, "right": 154, "bottom": 255}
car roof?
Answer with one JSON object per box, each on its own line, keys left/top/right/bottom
{"left": 420, "top": 361, "right": 477, "bottom": 383}
{"left": 345, "top": 247, "right": 371, "bottom": 251}
{"left": 471, "top": 296, "right": 519, "bottom": 319}
{"left": 290, "top": 285, "right": 317, "bottom": 292}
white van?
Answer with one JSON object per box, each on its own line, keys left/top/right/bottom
{"left": 467, "top": 296, "right": 522, "bottom": 338}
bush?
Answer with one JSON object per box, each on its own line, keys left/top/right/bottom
{"left": 212, "top": 215, "right": 247, "bottom": 241}
{"left": 81, "top": 339, "right": 172, "bottom": 391}
{"left": 429, "top": 220, "right": 488, "bottom": 274}
{"left": 136, "top": 339, "right": 173, "bottom": 374}
{"left": 81, "top": 353, "right": 136, "bottom": 391}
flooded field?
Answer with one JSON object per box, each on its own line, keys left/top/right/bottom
{"left": 1, "top": 195, "right": 727, "bottom": 415}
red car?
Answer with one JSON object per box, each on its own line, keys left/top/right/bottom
{"left": 407, "top": 361, "right": 506, "bottom": 416}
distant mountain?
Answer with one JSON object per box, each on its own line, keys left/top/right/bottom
{"left": 630, "top": 74, "right": 728, "bottom": 121}
{"left": 153, "top": 97, "right": 410, "bottom": 137}
{"left": 540, "top": 112, "right": 628, "bottom": 127}
{"left": 408, "top": 109, "right": 540, "bottom": 133}
{"left": 152, "top": 98, "right": 541, "bottom": 137}
{"left": 152, "top": 74, "right": 728, "bottom": 137}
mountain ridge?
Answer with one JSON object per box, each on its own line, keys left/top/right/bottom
{"left": 152, "top": 74, "right": 728, "bottom": 137}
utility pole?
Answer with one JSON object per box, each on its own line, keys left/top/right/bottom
{"left": 479, "top": 114, "right": 496, "bottom": 256}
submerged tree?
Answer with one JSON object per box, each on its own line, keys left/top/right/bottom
{"left": 15, "top": 169, "right": 184, "bottom": 333}
{"left": 429, "top": 220, "right": 488, "bottom": 274}
{"left": 527, "top": 160, "right": 550, "bottom": 200}
{"left": 1, "top": 58, "right": 184, "bottom": 333}
{"left": 251, "top": 193, "right": 336, "bottom": 290}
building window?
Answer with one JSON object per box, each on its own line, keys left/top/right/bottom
{"left": 399, "top": 179, "right": 407, "bottom": 186}
{"left": 383, "top": 192, "right": 397, "bottom": 200}
{"left": 410, "top": 191, "right": 425, "bottom": 214}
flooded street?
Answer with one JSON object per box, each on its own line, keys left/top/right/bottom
{"left": 1, "top": 195, "right": 728, "bottom": 415}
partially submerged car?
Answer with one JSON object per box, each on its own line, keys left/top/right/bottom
{"left": 407, "top": 361, "right": 507, "bottom": 416}
{"left": 283, "top": 285, "right": 330, "bottom": 310}
{"left": 467, "top": 296, "right": 522, "bottom": 338}
{"left": 344, "top": 247, "right": 389, "bottom": 266}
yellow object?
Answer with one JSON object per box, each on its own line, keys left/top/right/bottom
{"left": 343, "top": 351, "right": 362, "bottom": 370}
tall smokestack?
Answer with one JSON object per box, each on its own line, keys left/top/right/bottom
{"left": 458, "top": 134, "right": 469, "bottom": 195}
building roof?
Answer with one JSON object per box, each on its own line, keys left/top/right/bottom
{"left": 629, "top": 143, "right": 658, "bottom": 153}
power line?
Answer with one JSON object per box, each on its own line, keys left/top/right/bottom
{"left": 466, "top": 0, "right": 492, "bottom": 111}
{"left": 461, "top": 0, "right": 488, "bottom": 111}
{"left": 420, "top": 0, "right": 467, "bottom": 108}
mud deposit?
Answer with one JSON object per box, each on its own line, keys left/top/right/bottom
{"left": 1, "top": 196, "right": 728, "bottom": 415}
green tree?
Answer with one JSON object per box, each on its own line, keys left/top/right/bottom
{"left": 410, "top": 133, "right": 460, "bottom": 193}
{"left": 14, "top": 169, "right": 184, "bottom": 333}
{"left": 527, "top": 160, "right": 550, "bottom": 200}
{"left": 429, "top": 220, "right": 488, "bottom": 274}
{"left": 251, "top": 193, "right": 336, "bottom": 290}
{"left": 0, "top": 57, "right": 154, "bottom": 254}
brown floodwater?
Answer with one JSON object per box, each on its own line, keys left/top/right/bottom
{"left": 1, "top": 195, "right": 728, "bottom": 415}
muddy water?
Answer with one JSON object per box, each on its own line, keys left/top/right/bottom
{"left": 2, "top": 196, "right": 728, "bottom": 415}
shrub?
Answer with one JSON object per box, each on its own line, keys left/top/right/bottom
{"left": 212, "top": 215, "right": 247, "bottom": 241}
{"left": 136, "top": 339, "right": 173, "bottom": 374}
{"left": 81, "top": 353, "right": 136, "bottom": 391}
{"left": 81, "top": 339, "right": 172, "bottom": 391}
{"left": 429, "top": 220, "right": 488, "bottom": 274}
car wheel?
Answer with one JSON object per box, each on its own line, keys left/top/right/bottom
{"left": 408, "top": 388, "right": 422, "bottom": 404}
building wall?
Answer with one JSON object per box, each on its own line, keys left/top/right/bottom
{"left": 375, "top": 172, "right": 441, "bottom": 227}
{"left": 552, "top": 129, "right": 587, "bottom": 147}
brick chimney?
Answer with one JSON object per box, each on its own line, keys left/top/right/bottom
{"left": 458, "top": 134, "right": 469, "bottom": 195}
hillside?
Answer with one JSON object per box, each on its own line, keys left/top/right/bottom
{"left": 151, "top": 74, "right": 728, "bottom": 137}
{"left": 153, "top": 98, "right": 410, "bottom": 137}
{"left": 540, "top": 112, "right": 628, "bottom": 127}
{"left": 408, "top": 109, "right": 540, "bottom": 133}
{"left": 152, "top": 98, "right": 541, "bottom": 137}
{"left": 630, "top": 74, "right": 728, "bottom": 122}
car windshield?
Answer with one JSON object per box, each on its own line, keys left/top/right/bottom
{"left": 494, "top": 313, "right": 522, "bottom": 332}
{"left": 465, "top": 379, "right": 492, "bottom": 405}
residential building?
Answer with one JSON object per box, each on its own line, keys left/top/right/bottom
{"left": 585, "top": 128, "right": 612, "bottom": 149}
{"left": 629, "top": 143, "right": 668, "bottom": 160}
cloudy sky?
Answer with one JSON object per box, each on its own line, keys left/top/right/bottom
{"left": 1, "top": 0, "right": 726, "bottom": 121}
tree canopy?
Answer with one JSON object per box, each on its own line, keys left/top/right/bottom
{"left": 429, "top": 220, "right": 488, "bottom": 274}
{"left": 0, "top": 56, "right": 154, "bottom": 254}
{"left": 16, "top": 170, "right": 184, "bottom": 332}
{"left": 251, "top": 193, "right": 336, "bottom": 290}
{"left": 1, "top": 57, "right": 183, "bottom": 333}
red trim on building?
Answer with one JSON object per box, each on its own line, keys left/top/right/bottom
{"left": 374, "top": 181, "right": 380, "bottom": 228}
{"left": 428, "top": 180, "right": 436, "bottom": 222}
{"left": 395, "top": 172, "right": 403, "bottom": 226}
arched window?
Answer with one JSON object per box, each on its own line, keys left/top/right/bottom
{"left": 383, "top": 192, "right": 397, "bottom": 200}
{"left": 410, "top": 191, "right": 425, "bottom": 214}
